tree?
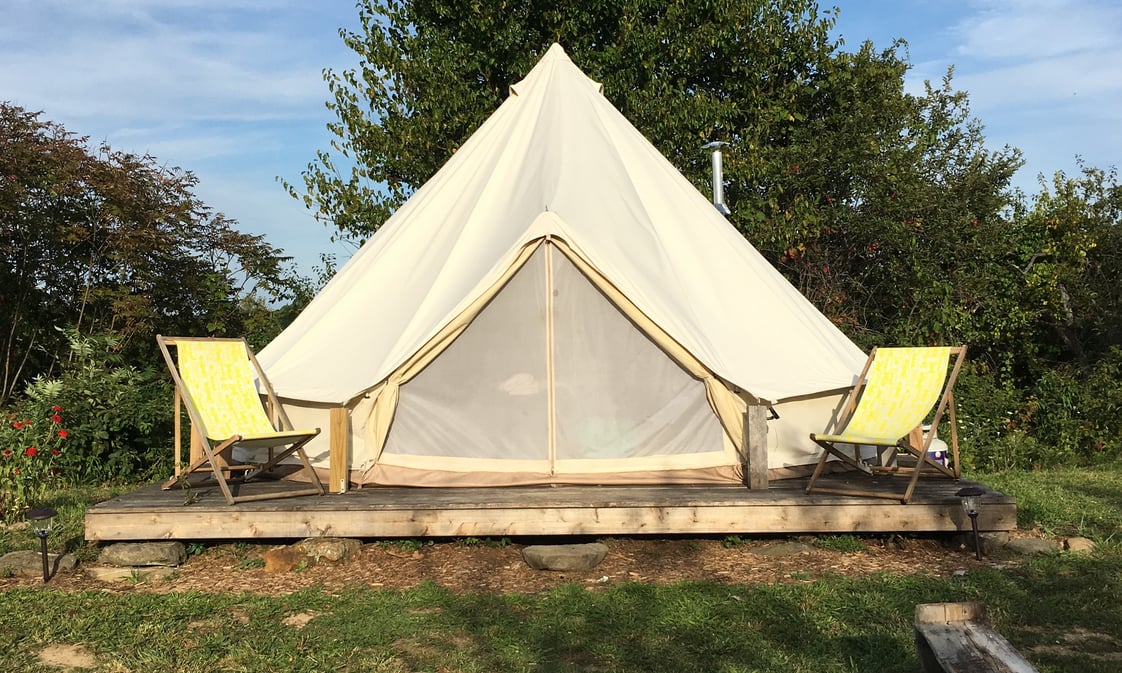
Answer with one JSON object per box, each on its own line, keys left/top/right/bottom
{"left": 0, "top": 103, "right": 297, "bottom": 402}
{"left": 1018, "top": 165, "right": 1122, "bottom": 367}
{"left": 294, "top": 2, "right": 1023, "bottom": 346}
{"left": 286, "top": 0, "right": 848, "bottom": 244}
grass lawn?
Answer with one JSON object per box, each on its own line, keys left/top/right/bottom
{"left": 1, "top": 468, "right": 1120, "bottom": 672}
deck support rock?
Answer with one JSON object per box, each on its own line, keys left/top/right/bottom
{"left": 523, "top": 543, "right": 609, "bottom": 571}
{"left": 99, "top": 542, "right": 186, "bottom": 567}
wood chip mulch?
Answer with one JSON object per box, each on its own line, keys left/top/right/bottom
{"left": 2, "top": 534, "right": 1021, "bottom": 596}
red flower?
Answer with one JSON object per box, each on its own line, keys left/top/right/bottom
{"left": 50, "top": 449, "right": 61, "bottom": 456}
{"left": 12, "top": 468, "right": 19, "bottom": 474}
{"left": 1, "top": 449, "right": 10, "bottom": 458}
{"left": 11, "top": 421, "right": 24, "bottom": 430}
{"left": 50, "top": 414, "right": 62, "bottom": 424}
{"left": 57, "top": 429, "right": 69, "bottom": 439}
{"left": 24, "top": 446, "right": 37, "bottom": 457}
{"left": 51, "top": 405, "right": 62, "bottom": 412}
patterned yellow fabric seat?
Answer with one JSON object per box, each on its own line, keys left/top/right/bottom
{"left": 158, "top": 336, "right": 324, "bottom": 505}
{"left": 806, "top": 346, "right": 966, "bottom": 504}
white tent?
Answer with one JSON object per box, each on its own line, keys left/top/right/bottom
{"left": 257, "top": 44, "right": 866, "bottom": 487}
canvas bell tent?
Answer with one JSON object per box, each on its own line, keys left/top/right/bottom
{"left": 257, "top": 44, "right": 867, "bottom": 489}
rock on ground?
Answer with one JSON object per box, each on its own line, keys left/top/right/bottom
{"left": 263, "top": 547, "right": 308, "bottom": 573}
{"left": 751, "top": 542, "right": 817, "bottom": 558}
{"left": 1065, "top": 537, "right": 1096, "bottom": 553}
{"left": 1004, "top": 537, "right": 1062, "bottom": 556}
{"left": 99, "top": 542, "right": 186, "bottom": 567}
{"left": 294, "top": 537, "right": 363, "bottom": 563}
{"left": 522, "top": 543, "right": 610, "bottom": 571}
{"left": 264, "top": 538, "right": 363, "bottom": 573}
{"left": 0, "top": 550, "right": 78, "bottom": 578}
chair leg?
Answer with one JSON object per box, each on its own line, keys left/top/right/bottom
{"left": 293, "top": 446, "right": 326, "bottom": 495}
{"left": 162, "top": 439, "right": 241, "bottom": 505}
{"left": 168, "top": 434, "right": 325, "bottom": 506}
{"left": 900, "top": 449, "right": 959, "bottom": 504}
{"left": 198, "top": 440, "right": 238, "bottom": 506}
{"left": 807, "top": 437, "right": 962, "bottom": 503}
{"left": 805, "top": 436, "right": 833, "bottom": 494}
{"left": 247, "top": 439, "right": 324, "bottom": 495}
{"left": 230, "top": 437, "right": 325, "bottom": 503}
{"left": 806, "top": 437, "right": 873, "bottom": 495}
{"left": 228, "top": 440, "right": 322, "bottom": 504}
{"left": 163, "top": 453, "right": 210, "bottom": 490}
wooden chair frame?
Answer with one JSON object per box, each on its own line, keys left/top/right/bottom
{"left": 805, "top": 345, "right": 967, "bottom": 504}
{"left": 157, "top": 335, "right": 325, "bottom": 505}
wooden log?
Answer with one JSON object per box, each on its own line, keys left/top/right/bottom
{"left": 915, "top": 602, "right": 1038, "bottom": 673}
{"left": 329, "top": 407, "right": 349, "bottom": 494}
{"left": 744, "top": 405, "right": 768, "bottom": 490}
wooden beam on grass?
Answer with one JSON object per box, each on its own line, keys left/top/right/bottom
{"left": 915, "top": 602, "right": 1038, "bottom": 673}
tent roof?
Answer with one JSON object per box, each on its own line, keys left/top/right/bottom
{"left": 258, "top": 44, "right": 866, "bottom": 404}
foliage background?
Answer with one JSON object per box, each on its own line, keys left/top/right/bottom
{"left": 2, "top": 1, "right": 1121, "bottom": 491}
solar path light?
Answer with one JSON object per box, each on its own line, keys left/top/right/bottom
{"left": 955, "top": 487, "right": 985, "bottom": 560}
{"left": 25, "top": 507, "right": 58, "bottom": 583}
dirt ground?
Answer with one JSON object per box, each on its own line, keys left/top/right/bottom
{"left": 5, "top": 532, "right": 1015, "bottom": 595}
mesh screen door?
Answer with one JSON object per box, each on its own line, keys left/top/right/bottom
{"left": 382, "top": 245, "right": 551, "bottom": 463}
{"left": 550, "top": 245, "right": 724, "bottom": 466}
{"left": 383, "top": 242, "right": 724, "bottom": 474}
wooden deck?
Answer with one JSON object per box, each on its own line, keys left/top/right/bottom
{"left": 85, "top": 473, "right": 1016, "bottom": 542}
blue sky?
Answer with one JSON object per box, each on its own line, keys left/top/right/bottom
{"left": 3, "top": 1, "right": 1120, "bottom": 277}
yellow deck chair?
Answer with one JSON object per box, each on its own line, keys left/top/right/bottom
{"left": 805, "top": 345, "right": 966, "bottom": 504}
{"left": 157, "top": 335, "right": 324, "bottom": 505}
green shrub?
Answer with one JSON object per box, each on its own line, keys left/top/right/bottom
{"left": 955, "top": 350, "right": 1122, "bottom": 471}
{"left": 953, "top": 363, "right": 1037, "bottom": 472}
{"left": 1031, "top": 348, "right": 1122, "bottom": 466}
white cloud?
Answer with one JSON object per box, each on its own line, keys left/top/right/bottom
{"left": 0, "top": 0, "right": 361, "bottom": 275}
{"left": 953, "top": 48, "right": 1122, "bottom": 110}
{"left": 953, "top": 0, "right": 1122, "bottom": 61}
{"left": 901, "top": 0, "right": 1121, "bottom": 110}
{"left": 0, "top": 1, "right": 339, "bottom": 127}
{"left": 897, "top": 0, "right": 1122, "bottom": 189}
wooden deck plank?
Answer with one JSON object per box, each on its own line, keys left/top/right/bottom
{"left": 85, "top": 474, "right": 1016, "bottom": 541}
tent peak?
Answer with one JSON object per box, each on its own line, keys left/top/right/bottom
{"left": 510, "top": 43, "right": 602, "bottom": 97}
{"left": 543, "top": 43, "right": 569, "bottom": 60}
